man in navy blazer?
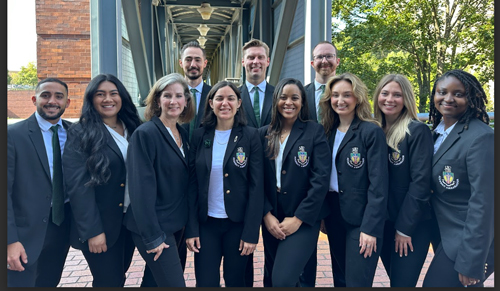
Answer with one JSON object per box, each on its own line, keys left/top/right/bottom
{"left": 238, "top": 39, "right": 275, "bottom": 129}
{"left": 7, "top": 78, "right": 72, "bottom": 287}
{"left": 180, "top": 41, "right": 212, "bottom": 139}
{"left": 301, "top": 41, "right": 343, "bottom": 288}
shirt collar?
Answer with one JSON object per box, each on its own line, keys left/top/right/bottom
{"left": 35, "top": 111, "right": 64, "bottom": 132}
{"left": 434, "top": 120, "right": 457, "bottom": 135}
{"left": 246, "top": 80, "right": 267, "bottom": 93}
{"left": 189, "top": 82, "right": 204, "bottom": 94}
{"left": 314, "top": 80, "right": 326, "bottom": 91}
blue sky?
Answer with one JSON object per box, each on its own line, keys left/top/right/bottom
{"left": 8, "top": 0, "right": 37, "bottom": 71}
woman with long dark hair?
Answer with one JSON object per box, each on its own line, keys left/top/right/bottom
{"left": 124, "top": 73, "right": 195, "bottom": 287}
{"left": 373, "top": 74, "right": 433, "bottom": 286}
{"left": 259, "top": 78, "right": 331, "bottom": 287}
{"left": 319, "top": 73, "right": 388, "bottom": 287}
{"left": 423, "top": 69, "right": 494, "bottom": 287}
{"left": 185, "top": 81, "right": 264, "bottom": 287}
{"left": 63, "top": 74, "right": 142, "bottom": 286}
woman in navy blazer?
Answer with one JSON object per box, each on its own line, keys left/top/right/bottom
{"left": 373, "top": 74, "right": 434, "bottom": 286}
{"left": 319, "top": 73, "right": 388, "bottom": 287}
{"left": 185, "top": 81, "right": 264, "bottom": 287}
{"left": 423, "top": 69, "right": 494, "bottom": 287}
{"left": 124, "top": 73, "right": 195, "bottom": 287}
{"left": 259, "top": 78, "right": 331, "bottom": 287}
{"left": 63, "top": 74, "right": 143, "bottom": 286}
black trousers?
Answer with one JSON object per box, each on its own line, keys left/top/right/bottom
{"left": 81, "top": 224, "right": 135, "bottom": 287}
{"left": 322, "top": 191, "right": 347, "bottom": 287}
{"left": 262, "top": 219, "right": 320, "bottom": 287}
{"left": 244, "top": 251, "right": 254, "bottom": 287}
{"left": 131, "top": 230, "right": 185, "bottom": 287}
{"left": 8, "top": 203, "right": 71, "bottom": 287}
{"left": 299, "top": 246, "right": 317, "bottom": 287}
{"left": 380, "top": 219, "right": 431, "bottom": 287}
{"left": 423, "top": 242, "right": 494, "bottom": 287}
{"left": 194, "top": 217, "right": 249, "bottom": 287}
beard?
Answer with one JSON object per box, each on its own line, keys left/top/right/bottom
{"left": 186, "top": 67, "right": 202, "bottom": 80}
{"left": 37, "top": 105, "right": 66, "bottom": 121}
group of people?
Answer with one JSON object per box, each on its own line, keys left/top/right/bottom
{"left": 8, "top": 39, "right": 494, "bottom": 288}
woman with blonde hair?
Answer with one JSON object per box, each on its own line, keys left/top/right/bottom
{"left": 319, "top": 72, "right": 388, "bottom": 287}
{"left": 124, "top": 72, "right": 194, "bottom": 287}
{"left": 373, "top": 74, "right": 433, "bottom": 286}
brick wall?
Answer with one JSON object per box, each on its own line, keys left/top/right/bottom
{"left": 35, "top": 0, "right": 91, "bottom": 118}
{"left": 7, "top": 89, "right": 81, "bottom": 119}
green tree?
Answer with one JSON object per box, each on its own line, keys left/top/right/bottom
{"left": 332, "top": 0, "right": 494, "bottom": 112}
{"left": 7, "top": 70, "right": 12, "bottom": 85}
{"left": 11, "top": 62, "right": 38, "bottom": 86}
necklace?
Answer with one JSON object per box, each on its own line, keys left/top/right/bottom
{"left": 215, "top": 133, "right": 229, "bottom": 145}
{"left": 280, "top": 129, "right": 289, "bottom": 141}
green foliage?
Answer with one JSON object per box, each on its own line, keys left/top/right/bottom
{"left": 7, "top": 70, "right": 12, "bottom": 85}
{"left": 332, "top": 0, "right": 494, "bottom": 113}
{"left": 11, "top": 62, "right": 38, "bottom": 86}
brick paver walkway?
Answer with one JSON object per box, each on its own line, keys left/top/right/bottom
{"left": 58, "top": 233, "right": 494, "bottom": 287}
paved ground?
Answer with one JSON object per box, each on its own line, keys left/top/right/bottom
{"left": 57, "top": 233, "right": 494, "bottom": 287}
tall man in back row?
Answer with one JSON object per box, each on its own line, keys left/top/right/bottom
{"left": 239, "top": 38, "right": 275, "bottom": 287}
{"left": 7, "top": 78, "right": 72, "bottom": 287}
{"left": 300, "top": 41, "right": 345, "bottom": 287}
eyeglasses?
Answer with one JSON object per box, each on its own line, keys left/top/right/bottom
{"left": 313, "top": 54, "right": 336, "bottom": 61}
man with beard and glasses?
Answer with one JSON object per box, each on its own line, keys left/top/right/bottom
{"left": 299, "top": 41, "right": 345, "bottom": 288}
{"left": 7, "top": 78, "right": 72, "bottom": 287}
{"left": 180, "top": 41, "right": 212, "bottom": 142}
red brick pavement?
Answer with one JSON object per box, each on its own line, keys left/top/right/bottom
{"left": 58, "top": 233, "right": 494, "bottom": 287}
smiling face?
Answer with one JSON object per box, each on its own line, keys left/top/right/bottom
{"left": 92, "top": 81, "right": 122, "bottom": 122}
{"left": 277, "top": 84, "right": 302, "bottom": 122}
{"left": 209, "top": 85, "right": 241, "bottom": 122}
{"left": 158, "top": 82, "right": 187, "bottom": 121}
{"left": 434, "top": 76, "right": 468, "bottom": 124}
{"left": 330, "top": 80, "right": 357, "bottom": 121}
{"left": 311, "top": 43, "right": 339, "bottom": 79}
{"left": 179, "top": 47, "right": 207, "bottom": 81}
{"left": 242, "top": 46, "right": 270, "bottom": 85}
{"left": 377, "top": 81, "right": 405, "bottom": 120}
{"left": 32, "top": 82, "right": 70, "bottom": 124}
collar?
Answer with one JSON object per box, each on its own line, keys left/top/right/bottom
{"left": 434, "top": 120, "right": 458, "bottom": 135}
{"left": 314, "top": 80, "right": 326, "bottom": 91}
{"left": 245, "top": 80, "right": 267, "bottom": 93}
{"left": 189, "top": 82, "right": 204, "bottom": 94}
{"left": 35, "top": 111, "right": 64, "bottom": 132}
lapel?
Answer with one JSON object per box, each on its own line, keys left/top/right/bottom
{"left": 223, "top": 126, "right": 242, "bottom": 168}
{"left": 260, "top": 84, "right": 274, "bottom": 126}
{"left": 196, "top": 83, "right": 210, "bottom": 127}
{"left": 152, "top": 116, "right": 188, "bottom": 167}
{"left": 432, "top": 122, "right": 464, "bottom": 167}
{"left": 240, "top": 84, "right": 258, "bottom": 127}
{"left": 104, "top": 127, "right": 124, "bottom": 162}
{"left": 27, "top": 114, "right": 51, "bottom": 181}
{"left": 282, "top": 119, "right": 305, "bottom": 162}
{"left": 305, "top": 84, "right": 317, "bottom": 121}
{"left": 335, "top": 117, "right": 361, "bottom": 163}
{"left": 202, "top": 129, "right": 215, "bottom": 171}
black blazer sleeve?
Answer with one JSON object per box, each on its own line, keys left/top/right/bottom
{"left": 393, "top": 121, "right": 433, "bottom": 236}
{"left": 185, "top": 128, "right": 203, "bottom": 239}
{"left": 63, "top": 124, "right": 105, "bottom": 242}
{"left": 258, "top": 125, "right": 274, "bottom": 217}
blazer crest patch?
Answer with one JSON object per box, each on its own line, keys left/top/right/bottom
{"left": 347, "top": 147, "right": 365, "bottom": 169}
{"left": 294, "top": 146, "right": 310, "bottom": 167}
{"left": 438, "top": 165, "right": 459, "bottom": 189}
{"left": 388, "top": 150, "right": 404, "bottom": 165}
{"left": 233, "top": 147, "right": 248, "bottom": 168}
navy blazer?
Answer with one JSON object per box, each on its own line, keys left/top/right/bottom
{"left": 259, "top": 119, "right": 331, "bottom": 226}
{"left": 182, "top": 82, "right": 212, "bottom": 134}
{"left": 7, "top": 114, "right": 72, "bottom": 265}
{"left": 304, "top": 82, "right": 318, "bottom": 122}
{"left": 431, "top": 118, "right": 494, "bottom": 280}
{"left": 124, "top": 116, "right": 189, "bottom": 250}
{"left": 63, "top": 122, "right": 127, "bottom": 251}
{"left": 386, "top": 120, "right": 433, "bottom": 236}
{"left": 328, "top": 117, "right": 388, "bottom": 238}
{"left": 239, "top": 83, "right": 275, "bottom": 128}
{"left": 186, "top": 125, "right": 264, "bottom": 244}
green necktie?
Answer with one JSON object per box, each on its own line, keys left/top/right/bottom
{"left": 189, "top": 88, "right": 197, "bottom": 141}
{"left": 318, "top": 85, "right": 325, "bottom": 122}
{"left": 253, "top": 87, "right": 261, "bottom": 127}
{"left": 50, "top": 124, "right": 65, "bottom": 226}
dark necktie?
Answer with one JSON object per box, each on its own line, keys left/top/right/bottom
{"left": 253, "top": 87, "right": 261, "bottom": 126}
{"left": 432, "top": 131, "right": 441, "bottom": 143}
{"left": 318, "top": 85, "right": 325, "bottom": 122}
{"left": 50, "top": 124, "right": 65, "bottom": 226}
{"left": 189, "top": 88, "right": 197, "bottom": 141}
